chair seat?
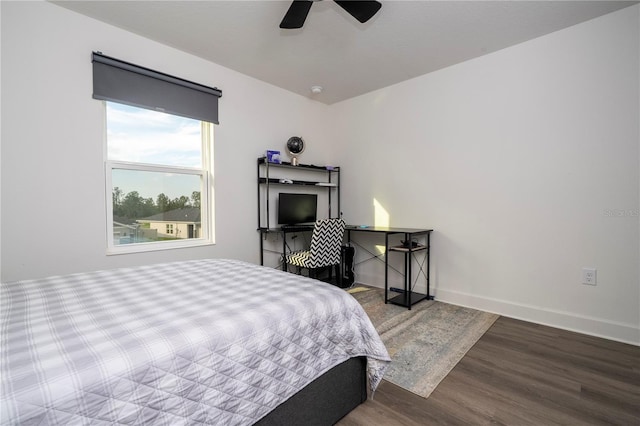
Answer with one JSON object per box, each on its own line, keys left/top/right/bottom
{"left": 286, "top": 250, "right": 313, "bottom": 268}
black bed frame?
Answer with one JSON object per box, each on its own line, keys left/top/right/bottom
{"left": 255, "top": 356, "right": 367, "bottom": 425}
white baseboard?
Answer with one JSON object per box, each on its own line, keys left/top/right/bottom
{"left": 354, "top": 281, "right": 639, "bottom": 346}
{"left": 434, "top": 288, "right": 639, "bottom": 346}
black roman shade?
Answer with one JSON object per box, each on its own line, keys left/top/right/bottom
{"left": 92, "top": 52, "right": 222, "bottom": 124}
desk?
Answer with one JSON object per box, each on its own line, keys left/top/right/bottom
{"left": 345, "top": 227, "right": 433, "bottom": 309}
{"left": 259, "top": 225, "right": 433, "bottom": 309}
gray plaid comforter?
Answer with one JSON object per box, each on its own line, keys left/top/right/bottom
{"left": 1, "top": 259, "right": 389, "bottom": 425}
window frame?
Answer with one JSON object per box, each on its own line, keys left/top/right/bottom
{"left": 104, "top": 104, "right": 215, "bottom": 255}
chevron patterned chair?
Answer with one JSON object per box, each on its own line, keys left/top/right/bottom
{"left": 285, "top": 218, "right": 346, "bottom": 282}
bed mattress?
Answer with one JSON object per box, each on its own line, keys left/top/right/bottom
{"left": 1, "top": 259, "right": 389, "bottom": 425}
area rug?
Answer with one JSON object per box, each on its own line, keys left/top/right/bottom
{"left": 350, "top": 287, "right": 499, "bottom": 399}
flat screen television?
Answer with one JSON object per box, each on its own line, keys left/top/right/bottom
{"left": 278, "top": 193, "right": 317, "bottom": 225}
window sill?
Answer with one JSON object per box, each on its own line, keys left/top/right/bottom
{"left": 107, "top": 239, "right": 214, "bottom": 256}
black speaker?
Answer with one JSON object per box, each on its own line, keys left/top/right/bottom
{"left": 340, "top": 245, "right": 355, "bottom": 287}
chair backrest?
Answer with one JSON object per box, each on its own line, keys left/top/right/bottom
{"left": 308, "top": 218, "right": 346, "bottom": 267}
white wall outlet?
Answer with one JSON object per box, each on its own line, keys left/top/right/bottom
{"left": 582, "top": 268, "right": 597, "bottom": 285}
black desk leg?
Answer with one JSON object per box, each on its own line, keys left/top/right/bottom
{"left": 406, "top": 232, "right": 411, "bottom": 310}
{"left": 384, "top": 232, "right": 389, "bottom": 304}
{"left": 282, "top": 234, "right": 287, "bottom": 271}
{"left": 427, "top": 231, "right": 432, "bottom": 300}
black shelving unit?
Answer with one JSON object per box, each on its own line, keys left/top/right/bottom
{"left": 257, "top": 157, "right": 340, "bottom": 265}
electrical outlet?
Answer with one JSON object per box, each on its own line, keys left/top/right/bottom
{"left": 582, "top": 268, "right": 597, "bottom": 286}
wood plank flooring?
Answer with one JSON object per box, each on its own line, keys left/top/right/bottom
{"left": 338, "top": 316, "right": 640, "bottom": 425}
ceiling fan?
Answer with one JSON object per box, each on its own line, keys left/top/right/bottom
{"left": 280, "top": 0, "right": 382, "bottom": 29}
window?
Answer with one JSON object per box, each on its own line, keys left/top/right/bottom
{"left": 92, "top": 52, "right": 221, "bottom": 254}
{"left": 105, "top": 102, "right": 214, "bottom": 253}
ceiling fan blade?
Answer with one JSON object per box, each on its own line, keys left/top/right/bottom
{"left": 334, "top": 0, "right": 381, "bottom": 23}
{"left": 280, "top": 1, "right": 313, "bottom": 29}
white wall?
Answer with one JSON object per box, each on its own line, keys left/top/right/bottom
{"left": 329, "top": 5, "right": 640, "bottom": 344}
{"left": 0, "top": 1, "right": 331, "bottom": 281}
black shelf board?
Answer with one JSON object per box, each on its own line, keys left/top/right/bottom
{"left": 258, "top": 177, "right": 331, "bottom": 186}
{"left": 387, "top": 291, "right": 430, "bottom": 308}
{"left": 388, "top": 244, "right": 428, "bottom": 253}
{"left": 258, "top": 157, "right": 339, "bottom": 172}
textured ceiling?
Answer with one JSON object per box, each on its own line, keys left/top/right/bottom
{"left": 52, "top": 0, "right": 637, "bottom": 104}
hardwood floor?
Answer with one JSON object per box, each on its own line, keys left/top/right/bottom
{"left": 338, "top": 316, "right": 640, "bottom": 425}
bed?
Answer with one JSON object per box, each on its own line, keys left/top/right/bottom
{"left": 0, "top": 259, "right": 390, "bottom": 425}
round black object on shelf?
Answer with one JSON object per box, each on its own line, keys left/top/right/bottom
{"left": 286, "top": 136, "right": 305, "bottom": 165}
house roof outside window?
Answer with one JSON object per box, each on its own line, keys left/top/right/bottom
{"left": 138, "top": 207, "right": 201, "bottom": 223}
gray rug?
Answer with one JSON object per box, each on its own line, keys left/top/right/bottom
{"left": 350, "top": 287, "right": 499, "bottom": 399}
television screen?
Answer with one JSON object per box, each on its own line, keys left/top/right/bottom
{"left": 278, "top": 193, "right": 317, "bottom": 225}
